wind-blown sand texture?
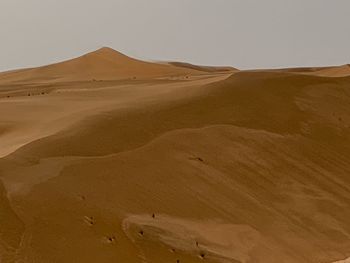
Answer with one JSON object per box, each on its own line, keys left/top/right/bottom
{"left": 0, "top": 48, "right": 350, "bottom": 263}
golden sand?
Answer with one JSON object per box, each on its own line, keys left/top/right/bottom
{"left": 0, "top": 48, "right": 349, "bottom": 263}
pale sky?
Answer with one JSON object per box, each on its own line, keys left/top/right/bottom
{"left": 1, "top": 0, "right": 350, "bottom": 71}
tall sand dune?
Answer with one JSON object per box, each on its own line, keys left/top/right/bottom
{"left": 0, "top": 47, "right": 212, "bottom": 84}
{"left": 0, "top": 51, "right": 350, "bottom": 263}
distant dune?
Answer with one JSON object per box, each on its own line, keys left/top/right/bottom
{"left": 168, "top": 61, "right": 237, "bottom": 73}
{"left": 308, "top": 64, "right": 350, "bottom": 77}
{"left": 0, "top": 47, "right": 221, "bottom": 84}
{"left": 0, "top": 48, "right": 350, "bottom": 263}
{"left": 263, "top": 64, "right": 350, "bottom": 77}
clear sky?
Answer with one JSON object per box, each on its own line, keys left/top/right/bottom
{"left": 1, "top": 0, "right": 350, "bottom": 71}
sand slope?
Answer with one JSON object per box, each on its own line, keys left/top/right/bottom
{"left": 0, "top": 51, "right": 350, "bottom": 263}
{"left": 168, "top": 62, "right": 237, "bottom": 73}
{"left": 264, "top": 64, "right": 350, "bottom": 77}
{"left": 309, "top": 64, "right": 350, "bottom": 77}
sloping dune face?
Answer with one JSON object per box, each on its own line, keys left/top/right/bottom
{"left": 168, "top": 62, "right": 237, "bottom": 73}
{"left": 0, "top": 54, "right": 350, "bottom": 263}
{"left": 272, "top": 64, "right": 350, "bottom": 77}
{"left": 310, "top": 64, "right": 350, "bottom": 77}
{"left": 0, "top": 47, "right": 206, "bottom": 84}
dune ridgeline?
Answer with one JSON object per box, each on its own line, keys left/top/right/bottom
{"left": 0, "top": 47, "right": 350, "bottom": 263}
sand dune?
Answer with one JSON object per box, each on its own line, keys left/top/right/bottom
{"left": 262, "top": 64, "right": 350, "bottom": 77}
{"left": 308, "top": 64, "right": 350, "bottom": 77}
{"left": 0, "top": 47, "right": 213, "bottom": 84}
{"left": 168, "top": 62, "right": 237, "bottom": 73}
{"left": 0, "top": 49, "right": 350, "bottom": 263}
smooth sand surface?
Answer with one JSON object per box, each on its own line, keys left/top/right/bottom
{"left": 0, "top": 48, "right": 350, "bottom": 263}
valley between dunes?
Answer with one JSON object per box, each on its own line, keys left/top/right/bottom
{"left": 0, "top": 48, "right": 350, "bottom": 263}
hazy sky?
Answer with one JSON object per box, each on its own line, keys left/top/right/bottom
{"left": 1, "top": 0, "right": 350, "bottom": 71}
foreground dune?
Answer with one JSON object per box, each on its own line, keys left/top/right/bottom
{"left": 0, "top": 48, "right": 350, "bottom": 263}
